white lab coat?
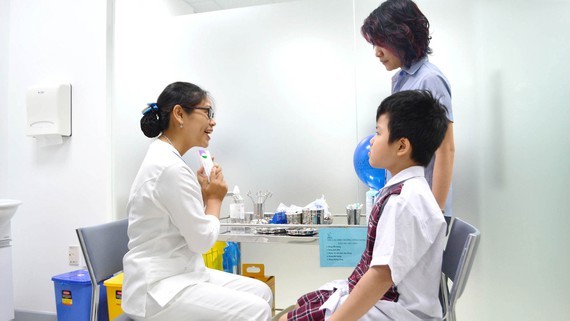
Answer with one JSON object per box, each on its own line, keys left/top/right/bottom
{"left": 122, "top": 140, "right": 272, "bottom": 321}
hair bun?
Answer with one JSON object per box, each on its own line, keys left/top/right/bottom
{"left": 140, "top": 103, "right": 163, "bottom": 138}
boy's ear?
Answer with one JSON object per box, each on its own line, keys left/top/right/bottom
{"left": 396, "top": 137, "right": 412, "bottom": 157}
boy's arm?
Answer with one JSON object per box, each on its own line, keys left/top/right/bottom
{"left": 328, "top": 265, "right": 393, "bottom": 321}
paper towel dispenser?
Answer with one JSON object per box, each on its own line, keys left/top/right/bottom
{"left": 26, "top": 83, "right": 72, "bottom": 137}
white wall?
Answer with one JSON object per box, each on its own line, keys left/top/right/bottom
{"left": 472, "top": 1, "right": 570, "bottom": 319}
{"left": 1, "top": 0, "right": 110, "bottom": 313}
{"left": 112, "top": 0, "right": 360, "bottom": 218}
{"left": 0, "top": 0, "right": 10, "bottom": 153}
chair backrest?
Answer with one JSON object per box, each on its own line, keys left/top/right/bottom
{"left": 76, "top": 218, "right": 130, "bottom": 321}
{"left": 441, "top": 217, "right": 480, "bottom": 320}
{"left": 77, "top": 218, "right": 129, "bottom": 284}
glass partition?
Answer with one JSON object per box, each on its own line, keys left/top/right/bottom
{"left": 112, "top": 0, "right": 363, "bottom": 216}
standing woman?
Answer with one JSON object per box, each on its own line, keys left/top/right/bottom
{"left": 361, "top": 0, "right": 454, "bottom": 217}
{"left": 122, "top": 82, "right": 272, "bottom": 321}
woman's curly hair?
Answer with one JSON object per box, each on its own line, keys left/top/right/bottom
{"left": 361, "top": 0, "right": 432, "bottom": 68}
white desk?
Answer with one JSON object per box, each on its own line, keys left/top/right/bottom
{"left": 218, "top": 220, "right": 366, "bottom": 309}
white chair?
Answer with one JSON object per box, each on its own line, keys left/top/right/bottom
{"left": 76, "top": 219, "right": 134, "bottom": 321}
{"left": 440, "top": 217, "right": 481, "bottom": 321}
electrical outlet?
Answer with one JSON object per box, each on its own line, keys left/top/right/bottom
{"left": 68, "top": 245, "right": 80, "bottom": 266}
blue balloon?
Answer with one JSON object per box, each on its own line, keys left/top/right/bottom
{"left": 353, "top": 134, "right": 386, "bottom": 190}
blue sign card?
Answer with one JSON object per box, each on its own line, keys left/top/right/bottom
{"left": 318, "top": 227, "right": 367, "bottom": 267}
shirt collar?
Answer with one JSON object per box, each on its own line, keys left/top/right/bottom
{"left": 155, "top": 138, "right": 183, "bottom": 159}
{"left": 384, "top": 166, "right": 425, "bottom": 188}
{"left": 400, "top": 56, "right": 428, "bottom": 76}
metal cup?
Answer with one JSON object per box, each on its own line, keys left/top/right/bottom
{"left": 302, "top": 208, "right": 312, "bottom": 225}
{"left": 302, "top": 208, "right": 324, "bottom": 224}
{"left": 287, "top": 212, "right": 303, "bottom": 224}
{"left": 311, "top": 209, "right": 324, "bottom": 224}
{"left": 346, "top": 204, "right": 363, "bottom": 225}
{"left": 247, "top": 190, "right": 272, "bottom": 220}
{"left": 253, "top": 203, "right": 264, "bottom": 220}
{"left": 243, "top": 212, "right": 254, "bottom": 224}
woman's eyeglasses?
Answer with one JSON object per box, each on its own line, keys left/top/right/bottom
{"left": 184, "top": 106, "right": 215, "bottom": 119}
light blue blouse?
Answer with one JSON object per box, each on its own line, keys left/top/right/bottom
{"left": 390, "top": 57, "right": 453, "bottom": 216}
{"left": 392, "top": 57, "right": 453, "bottom": 120}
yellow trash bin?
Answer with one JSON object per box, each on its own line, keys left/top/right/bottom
{"left": 103, "top": 273, "right": 124, "bottom": 321}
{"left": 202, "top": 241, "right": 226, "bottom": 270}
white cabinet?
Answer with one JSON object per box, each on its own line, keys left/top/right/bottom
{"left": 0, "top": 245, "right": 14, "bottom": 321}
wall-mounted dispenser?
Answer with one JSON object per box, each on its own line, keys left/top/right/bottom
{"left": 26, "top": 83, "right": 72, "bottom": 145}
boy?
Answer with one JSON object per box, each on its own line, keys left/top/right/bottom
{"left": 280, "top": 90, "right": 448, "bottom": 321}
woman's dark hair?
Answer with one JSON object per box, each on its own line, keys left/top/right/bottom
{"left": 140, "top": 82, "right": 209, "bottom": 138}
{"left": 361, "top": 0, "right": 432, "bottom": 68}
{"left": 376, "top": 90, "right": 448, "bottom": 166}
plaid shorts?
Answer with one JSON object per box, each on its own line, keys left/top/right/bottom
{"left": 287, "top": 289, "right": 335, "bottom": 321}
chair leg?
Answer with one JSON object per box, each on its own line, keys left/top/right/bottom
{"left": 440, "top": 274, "right": 450, "bottom": 319}
{"left": 90, "top": 284, "right": 100, "bottom": 321}
{"left": 449, "top": 310, "right": 457, "bottom": 321}
{"left": 272, "top": 305, "right": 296, "bottom": 321}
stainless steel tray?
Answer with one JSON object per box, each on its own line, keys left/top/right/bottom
{"left": 255, "top": 227, "right": 287, "bottom": 234}
{"left": 286, "top": 227, "right": 318, "bottom": 236}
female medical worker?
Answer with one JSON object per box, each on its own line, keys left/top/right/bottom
{"left": 122, "top": 82, "right": 273, "bottom": 321}
{"left": 361, "top": 0, "right": 455, "bottom": 217}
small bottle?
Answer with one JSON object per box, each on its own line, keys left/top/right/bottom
{"left": 229, "top": 186, "right": 245, "bottom": 234}
{"left": 365, "top": 188, "right": 379, "bottom": 224}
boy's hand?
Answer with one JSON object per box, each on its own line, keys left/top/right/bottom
{"left": 328, "top": 265, "right": 393, "bottom": 321}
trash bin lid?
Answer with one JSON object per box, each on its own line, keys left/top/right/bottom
{"left": 103, "top": 272, "right": 124, "bottom": 287}
{"left": 51, "top": 269, "right": 91, "bottom": 284}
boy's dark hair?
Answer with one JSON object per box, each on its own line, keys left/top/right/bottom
{"left": 376, "top": 90, "right": 448, "bottom": 166}
{"left": 361, "top": 0, "right": 432, "bottom": 68}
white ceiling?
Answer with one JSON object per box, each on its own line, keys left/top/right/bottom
{"left": 182, "top": 0, "right": 301, "bottom": 13}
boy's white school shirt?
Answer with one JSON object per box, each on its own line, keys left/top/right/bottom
{"left": 321, "top": 166, "right": 447, "bottom": 321}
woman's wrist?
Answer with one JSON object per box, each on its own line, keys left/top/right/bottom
{"left": 205, "top": 199, "right": 222, "bottom": 218}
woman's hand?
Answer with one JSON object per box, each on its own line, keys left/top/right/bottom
{"left": 201, "top": 164, "right": 228, "bottom": 200}
{"left": 197, "top": 163, "right": 228, "bottom": 218}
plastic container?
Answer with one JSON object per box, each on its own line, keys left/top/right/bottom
{"left": 365, "top": 189, "right": 379, "bottom": 224}
{"left": 202, "top": 241, "right": 226, "bottom": 271}
{"left": 103, "top": 273, "right": 124, "bottom": 321}
{"left": 270, "top": 211, "right": 287, "bottom": 224}
{"left": 229, "top": 186, "right": 245, "bottom": 233}
{"left": 222, "top": 242, "right": 240, "bottom": 274}
{"left": 51, "top": 269, "right": 108, "bottom": 321}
